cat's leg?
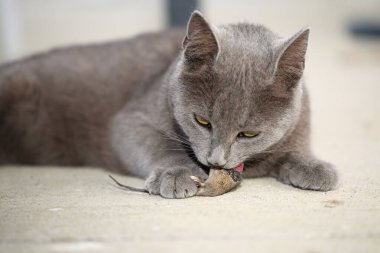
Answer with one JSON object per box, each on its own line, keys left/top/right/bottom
{"left": 269, "top": 152, "right": 339, "bottom": 191}
{"left": 111, "top": 112, "right": 207, "bottom": 199}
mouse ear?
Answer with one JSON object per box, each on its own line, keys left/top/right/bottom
{"left": 182, "top": 11, "right": 219, "bottom": 72}
{"left": 271, "top": 28, "right": 309, "bottom": 96}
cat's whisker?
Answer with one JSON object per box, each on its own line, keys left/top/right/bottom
{"left": 258, "top": 149, "right": 298, "bottom": 154}
{"left": 158, "top": 131, "right": 191, "bottom": 146}
{"left": 168, "top": 133, "right": 191, "bottom": 144}
{"left": 158, "top": 136, "right": 191, "bottom": 147}
{"left": 161, "top": 148, "right": 188, "bottom": 151}
{"left": 139, "top": 116, "right": 192, "bottom": 147}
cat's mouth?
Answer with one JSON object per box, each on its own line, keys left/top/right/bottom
{"left": 234, "top": 163, "right": 244, "bottom": 173}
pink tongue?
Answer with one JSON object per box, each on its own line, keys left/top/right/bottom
{"left": 234, "top": 163, "right": 244, "bottom": 173}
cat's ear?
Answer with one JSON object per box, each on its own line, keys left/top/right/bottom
{"left": 182, "top": 11, "right": 219, "bottom": 72}
{"left": 272, "top": 28, "right": 309, "bottom": 96}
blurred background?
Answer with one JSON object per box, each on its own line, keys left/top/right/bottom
{"left": 1, "top": 0, "right": 380, "bottom": 63}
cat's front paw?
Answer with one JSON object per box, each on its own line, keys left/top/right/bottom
{"left": 277, "top": 153, "right": 339, "bottom": 191}
{"left": 145, "top": 167, "right": 207, "bottom": 198}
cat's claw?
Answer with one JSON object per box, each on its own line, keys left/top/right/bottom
{"left": 145, "top": 167, "right": 207, "bottom": 198}
{"left": 190, "top": 175, "right": 204, "bottom": 187}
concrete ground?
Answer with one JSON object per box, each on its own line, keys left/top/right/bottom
{"left": 1, "top": 2, "right": 380, "bottom": 253}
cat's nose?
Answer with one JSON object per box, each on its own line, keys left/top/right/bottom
{"left": 207, "top": 146, "right": 227, "bottom": 167}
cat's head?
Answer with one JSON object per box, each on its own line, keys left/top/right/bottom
{"left": 169, "top": 11, "right": 309, "bottom": 169}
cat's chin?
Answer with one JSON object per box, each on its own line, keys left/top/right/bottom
{"left": 206, "top": 162, "right": 245, "bottom": 171}
{"left": 223, "top": 162, "right": 244, "bottom": 171}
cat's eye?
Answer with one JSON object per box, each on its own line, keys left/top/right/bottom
{"left": 237, "top": 131, "right": 259, "bottom": 138}
{"left": 194, "top": 114, "right": 211, "bottom": 129}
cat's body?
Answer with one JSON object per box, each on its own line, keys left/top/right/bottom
{"left": 0, "top": 29, "right": 183, "bottom": 169}
{"left": 0, "top": 12, "right": 338, "bottom": 198}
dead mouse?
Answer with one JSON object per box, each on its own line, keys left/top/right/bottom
{"left": 109, "top": 163, "right": 244, "bottom": 197}
{"left": 191, "top": 164, "right": 243, "bottom": 197}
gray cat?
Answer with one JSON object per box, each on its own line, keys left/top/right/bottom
{"left": 0, "top": 11, "right": 338, "bottom": 198}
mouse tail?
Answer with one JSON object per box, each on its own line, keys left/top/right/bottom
{"left": 108, "top": 175, "right": 148, "bottom": 193}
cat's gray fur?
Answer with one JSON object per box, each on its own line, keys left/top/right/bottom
{"left": 0, "top": 11, "right": 338, "bottom": 198}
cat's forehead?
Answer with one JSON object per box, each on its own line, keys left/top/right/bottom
{"left": 216, "top": 24, "right": 279, "bottom": 57}
{"left": 214, "top": 24, "right": 279, "bottom": 86}
{"left": 210, "top": 86, "right": 251, "bottom": 128}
